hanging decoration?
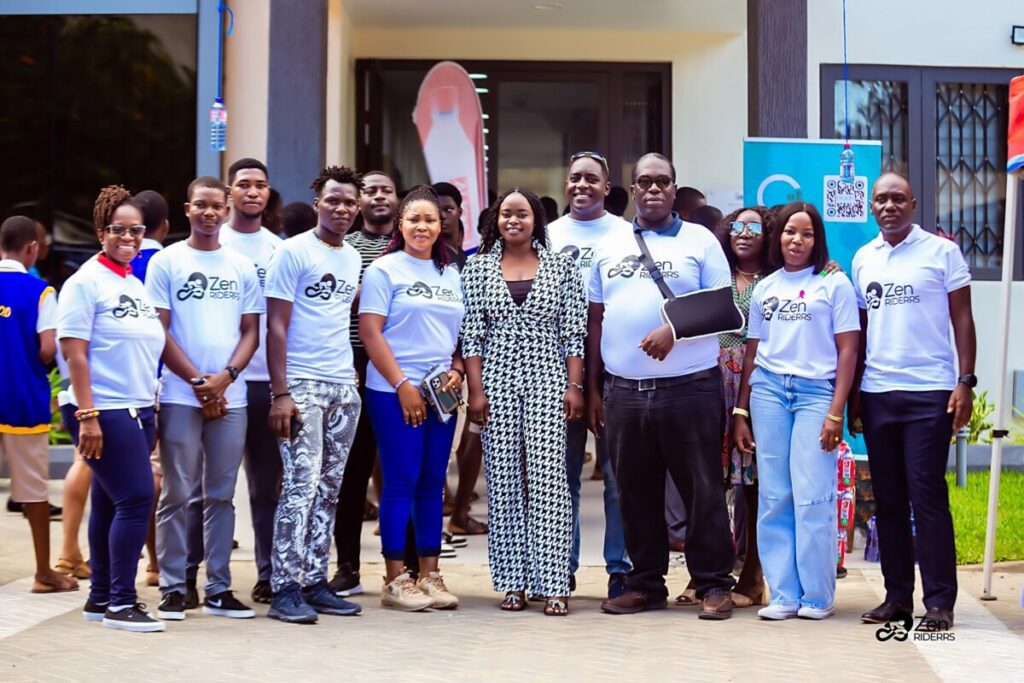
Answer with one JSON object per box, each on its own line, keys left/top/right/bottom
{"left": 210, "top": 1, "right": 235, "bottom": 152}
{"left": 839, "top": 0, "right": 855, "bottom": 184}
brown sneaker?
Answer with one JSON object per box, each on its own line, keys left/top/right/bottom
{"left": 600, "top": 590, "right": 668, "bottom": 614}
{"left": 417, "top": 571, "right": 459, "bottom": 610}
{"left": 381, "top": 572, "right": 432, "bottom": 612}
{"left": 699, "top": 592, "right": 734, "bottom": 620}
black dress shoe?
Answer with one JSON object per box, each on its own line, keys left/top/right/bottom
{"left": 7, "top": 498, "right": 23, "bottom": 513}
{"left": 923, "top": 606, "right": 954, "bottom": 629}
{"left": 861, "top": 600, "right": 913, "bottom": 624}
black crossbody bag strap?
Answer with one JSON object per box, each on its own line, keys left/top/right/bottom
{"left": 633, "top": 230, "right": 676, "bottom": 301}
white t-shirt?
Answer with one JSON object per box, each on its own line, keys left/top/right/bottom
{"left": 264, "top": 230, "right": 361, "bottom": 384}
{"left": 852, "top": 225, "right": 971, "bottom": 392}
{"left": 589, "top": 219, "right": 732, "bottom": 379}
{"left": 748, "top": 267, "right": 860, "bottom": 380}
{"left": 0, "top": 259, "right": 56, "bottom": 331}
{"left": 57, "top": 256, "right": 165, "bottom": 410}
{"left": 219, "top": 226, "right": 280, "bottom": 383}
{"left": 359, "top": 251, "right": 465, "bottom": 393}
{"left": 145, "top": 240, "right": 264, "bottom": 408}
{"left": 548, "top": 212, "right": 631, "bottom": 286}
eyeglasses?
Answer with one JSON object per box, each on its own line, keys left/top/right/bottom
{"left": 104, "top": 224, "right": 146, "bottom": 237}
{"left": 570, "top": 151, "right": 610, "bottom": 174}
{"left": 728, "top": 221, "right": 763, "bottom": 236}
{"left": 634, "top": 175, "right": 674, "bottom": 191}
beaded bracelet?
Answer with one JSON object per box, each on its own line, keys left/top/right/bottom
{"left": 74, "top": 408, "right": 100, "bottom": 421}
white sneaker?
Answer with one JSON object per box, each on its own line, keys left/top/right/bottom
{"left": 797, "top": 604, "right": 836, "bottom": 619}
{"left": 417, "top": 571, "right": 459, "bottom": 610}
{"left": 758, "top": 603, "right": 800, "bottom": 620}
{"left": 381, "top": 573, "right": 433, "bottom": 612}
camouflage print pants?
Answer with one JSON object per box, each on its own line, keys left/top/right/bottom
{"left": 270, "top": 380, "right": 360, "bottom": 593}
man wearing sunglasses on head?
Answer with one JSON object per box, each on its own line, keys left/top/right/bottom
{"left": 548, "top": 151, "right": 632, "bottom": 600}
{"left": 588, "top": 153, "right": 736, "bottom": 619}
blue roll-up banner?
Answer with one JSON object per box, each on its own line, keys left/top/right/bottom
{"left": 743, "top": 138, "right": 883, "bottom": 455}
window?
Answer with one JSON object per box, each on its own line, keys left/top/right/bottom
{"left": 822, "top": 65, "right": 1023, "bottom": 280}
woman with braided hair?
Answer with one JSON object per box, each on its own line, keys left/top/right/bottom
{"left": 57, "top": 185, "right": 167, "bottom": 631}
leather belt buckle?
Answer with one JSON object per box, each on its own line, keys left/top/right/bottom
{"left": 637, "top": 378, "right": 657, "bottom": 392}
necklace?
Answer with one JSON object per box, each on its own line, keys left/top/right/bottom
{"left": 315, "top": 229, "right": 343, "bottom": 250}
{"left": 736, "top": 268, "right": 761, "bottom": 278}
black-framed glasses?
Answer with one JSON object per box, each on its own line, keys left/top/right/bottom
{"left": 570, "top": 151, "right": 609, "bottom": 174}
{"left": 104, "top": 224, "right": 146, "bottom": 237}
{"left": 728, "top": 221, "right": 763, "bottom": 236}
{"left": 634, "top": 175, "right": 674, "bottom": 191}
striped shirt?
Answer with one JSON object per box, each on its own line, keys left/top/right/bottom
{"left": 344, "top": 228, "right": 392, "bottom": 347}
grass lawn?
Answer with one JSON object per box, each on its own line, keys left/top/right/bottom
{"left": 948, "top": 470, "right": 1024, "bottom": 564}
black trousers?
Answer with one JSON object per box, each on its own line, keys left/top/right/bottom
{"left": 603, "top": 369, "right": 735, "bottom": 598}
{"left": 861, "top": 390, "right": 957, "bottom": 610}
{"left": 242, "top": 381, "right": 281, "bottom": 582}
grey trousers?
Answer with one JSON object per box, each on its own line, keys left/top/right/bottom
{"left": 157, "top": 404, "right": 247, "bottom": 596}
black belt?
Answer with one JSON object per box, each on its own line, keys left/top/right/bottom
{"left": 604, "top": 369, "right": 712, "bottom": 392}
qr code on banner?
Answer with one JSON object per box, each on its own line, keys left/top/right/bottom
{"left": 823, "top": 176, "right": 868, "bottom": 223}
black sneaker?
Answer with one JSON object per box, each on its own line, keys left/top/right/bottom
{"left": 82, "top": 598, "right": 108, "bottom": 622}
{"left": 158, "top": 591, "right": 187, "bottom": 621}
{"left": 103, "top": 603, "right": 165, "bottom": 633}
{"left": 268, "top": 582, "right": 318, "bottom": 624}
{"left": 184, "top": 581, "right": 199, "bottom": 610}
{"left": 327, "top": 563, "right": 363, "bottom": 597}
{"left": 303, "top": 582, "right": 361, "bottom": 616}
{"left": 203, "top": 590, "right": 255, "bottom": 619}
{"left": 251, "top": 580, "right": 273, "bottom": 604}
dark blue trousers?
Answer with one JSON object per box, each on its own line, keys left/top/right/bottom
{"left": 861, "top": 390, "right": 957, "bottom": 610}
{"left": 65, "top": 405, "right": 156, "bottom": 607}
{"left": 242, "top": 381, "right": 281, "bottom": 581}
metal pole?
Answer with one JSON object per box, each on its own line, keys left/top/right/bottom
{"left": 955, "top": 427, "right": 968, "bottom": 488}
{"left": 981, "top": 172, "right": 1020, "bottom": 600}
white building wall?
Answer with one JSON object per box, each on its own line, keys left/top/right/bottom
{"left": 223, "top": 0, "right": 270, "bottom": 172}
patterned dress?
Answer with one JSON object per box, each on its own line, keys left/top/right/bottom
{"left": 719, "top": 272, "right": 759, "bottom": 486}
{"left": 460, "top": 240, "right": 587, "bottom": 597}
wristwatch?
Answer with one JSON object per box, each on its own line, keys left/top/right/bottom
{"left": 225, "top": 366, "right": 241, "bottom": 382}
{"left": 957, "top": 373, "right": 977, "bottom": 388}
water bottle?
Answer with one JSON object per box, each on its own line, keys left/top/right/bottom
{"left": 839, "top": 144, "right": 855, "bottom": 184}
{"left": 210, "top": 97, "right": 227, "bottom": 152}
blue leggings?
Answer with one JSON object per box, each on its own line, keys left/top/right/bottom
{"left": 365, "top": 389, "right": 456, "bottom": 560}
{"left": 64, "top": 404, "right": 156, "bottom": 607}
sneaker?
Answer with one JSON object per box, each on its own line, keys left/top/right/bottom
{"left": 103, "top": 603, "right": 165, "bottom": 633}
{"left": 442, "top": 531, "right": 467, "bottom": 548}
{"left": 82, "top": 598, "right": 108, "bottom": 622}
{"left": 417, "top": 571, "right": 459, "bottom": 610}
{"left": 302, "top": 582, "right": 362, "bottom": 616}
{"left": 203, "top": 590, "right": 255, "bottom": 619}
{"left": 381, "top": 572, "right": 433, "bottom": 612}
{"left": 268, "top": 583, "right": 318, "bottom": 624}
{"left": 157, "top": 591, "right": 187, "bottom": 621}
{"left": 607, "top": 572, "right": 628, "bottom": 600}
{"left": 758, "top": 603, "right": 800, "bottom": 620}
{"left": 440, "top": 541, "right": 457, "bottom": 559}
{"left": 327, "top": 563, "right": 363, "bottom": 597}
{"left": 183, "top": 581, "right": 199, "bottom": 610}
{"left": 251, "top": 580, "right": 273, "bottom": 605}
{"left": 797, "top": 604, "right": 836, "bottom": 620}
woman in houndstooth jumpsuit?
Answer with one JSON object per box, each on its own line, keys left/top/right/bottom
{"left": 460, "top": 188, "right": 587, "bottom": 616}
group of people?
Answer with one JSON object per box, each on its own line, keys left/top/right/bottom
{"left": 0, "top": 148, "right": 973, "bottom": 632}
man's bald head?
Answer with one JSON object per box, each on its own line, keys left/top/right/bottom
{"left": 871, "top": 172, "right": 917, "bottom": 241}
{"left": 872, "top": 172, "right": 914, "bottom": 199}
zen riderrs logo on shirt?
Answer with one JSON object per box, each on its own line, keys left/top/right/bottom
{"left": 607, "top": 255, "right": 678, "bottom": 279}
{"left": 762, "top": 291, "right": 811, "bottom": 321}
{"left": 559, "top": 245, "right": 594, "bottom": 269}
{"left": 304, "top": 274, "right": 356, "bottom": 301}
{"left": 113, "top": 294, "right": 158, "bottom": 319}
{"left": 864, "top": 281, "right": 920, "bottom": 310}
{"left": 176, "top": 273, "right": 241, "bottom": 301}
{"left": 406, "top": 281, "right": 461, "bottom": 303}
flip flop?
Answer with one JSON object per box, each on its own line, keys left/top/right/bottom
{"left": 447, "top": 517, "right": 488, "bottom": 535}
{"left": 500, "top": 591, "right": 527, "bottom": 611}
{"left": 31, "top": 577, "right": 79, "bottom": 594}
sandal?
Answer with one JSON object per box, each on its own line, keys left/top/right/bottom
{"left": 544, "top": 597, "right": 569, "bottom": 617}
{"left": 145, "top": 565, "right": 160, "bottom": 587}
{"left": 731, "top": 583, "right": 768, "bottom": 608}
{"left": 31, "top": 574, "right": 79, "bottom": 593}
{"left": 447, "top": 516, "right": 488, "bottom": 535}
{"left": 500, "top": 591, "right": 527, "bottom": 611}
{"left": 54, "top": 557, "right": 91, "bottom": 580}
{"left": 674, "top": 588, "right": 700, "bottom": 607}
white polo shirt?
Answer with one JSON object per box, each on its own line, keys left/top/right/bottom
{"left": 264, "top": 230, "right": 361, "bottom": 385}
{"left": 146, "top": 240, "right": 264, "bottom": 408}
{"left": 852, "top": 225, "right": 971, "bottom": 392}
{"left": 57, "top": 256, "right": 165, "bottom": 410}
{"left": 219, "top": 225, "right": 281, "bottom": 383}
{"left": 589, "top": 219, "right": 732, "bottom": 379}
{"left": 548, "top": 212, "right": 631, "bottom": 286}
{"left": 748, "top": 267, "right": 860, "bottom": 380}
{"left": 359, "top": 251, "right": 465, "bottom": 393}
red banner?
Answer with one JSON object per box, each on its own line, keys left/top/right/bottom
{"left": 1010, "top": 75, "right": 1024, "bottom": 174}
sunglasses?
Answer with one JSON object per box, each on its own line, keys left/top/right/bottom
{"left": 634, "top": 175, "right": 674, "bottom": 191}
{"left": 570, "top": 151, "right": 610, "bottom": 174}
{"left": 104, "top": 224, "right": 146, "bottom": 238}
{"left": 728, "top": 221, "right": 763, "bottom": 236}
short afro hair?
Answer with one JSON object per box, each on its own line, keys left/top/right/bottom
{"left": 310, "top": 165, "right": 363, "bottom": 197}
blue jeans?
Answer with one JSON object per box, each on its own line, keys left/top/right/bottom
{"left": 749, "top": 367, "right": 837, "bottom": 610}
{"left": 566, "top": 419, "right": 630, "bottom": 575}
{"left": 366, "top": 389, "right": 457, "bottom": 560}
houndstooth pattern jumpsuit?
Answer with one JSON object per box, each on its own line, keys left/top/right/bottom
{"left": 460, "top": 240, "right": 587, "bottom": 597}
